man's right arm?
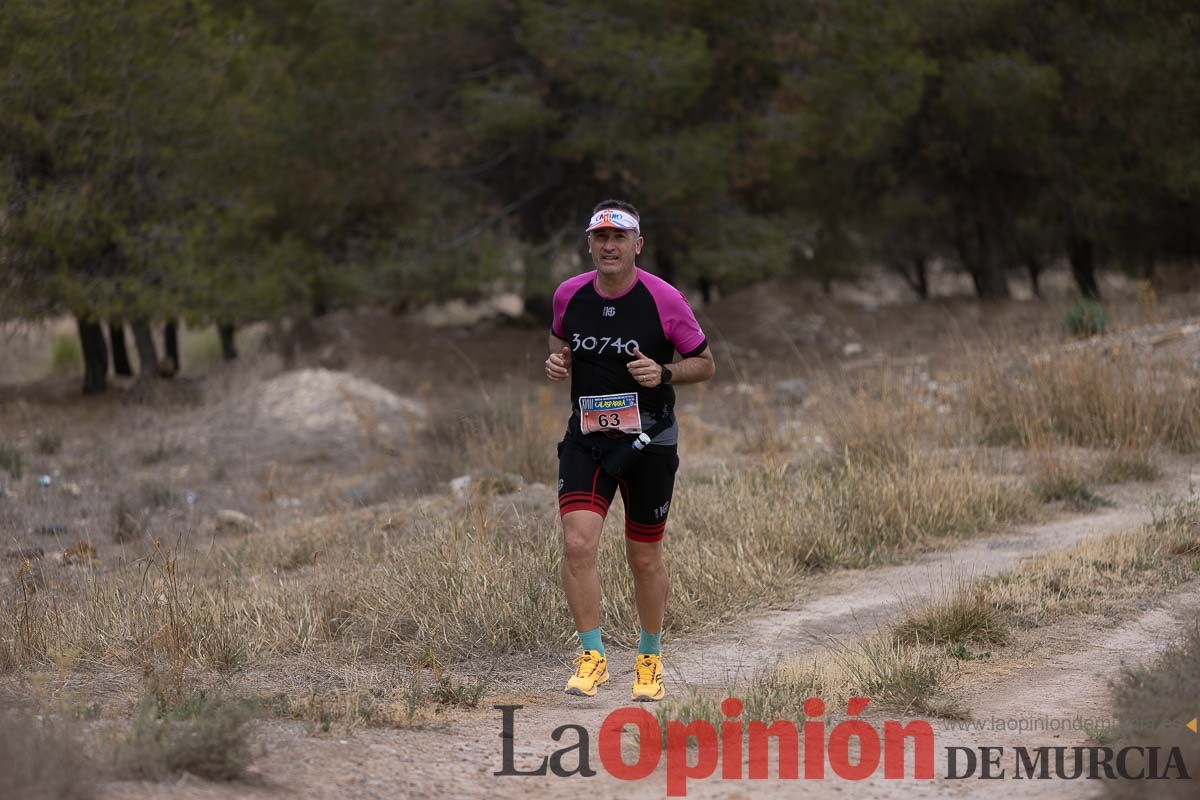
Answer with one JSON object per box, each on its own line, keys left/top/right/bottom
{"left": 545, "top": 333, "right": 571, "bottom": 382}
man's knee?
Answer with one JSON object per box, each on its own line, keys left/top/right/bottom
{"left": 626, "top": 540, "right": 664, "bottom": 574}
{"left": 562, "top": 512, "right": 602, "bottom": 564}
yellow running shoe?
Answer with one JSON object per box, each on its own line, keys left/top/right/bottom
{"left": 564, "top": 650, "right": 609, "bottom": 696}
{"left": 632, "top": 653, "right": 665, "bottom": 702}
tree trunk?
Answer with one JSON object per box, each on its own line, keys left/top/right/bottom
{"left": 1140, "top": 255, "right": 1155, "bottom": 282}
{"left": 698, "top": 276, "right": 714, "bottom": 305}
{"left": 964, "top": 222, "right": 1010, "bottom": 300}
{"left": 271, "top": 318, "right": 296, "bottom": 370}
{"left": 1067, "top": 234, "right": 1100, "bottom": 299}
{"left": 654, "top": 240, "right": 678, "bottom": 285}
{"left": 970, "top": 264, "right": 1010, "bottom": 300}
{"left": 1025, "top": 255, "right": 1044, "bottom": 298}
{"left": 77, "top": 316, "right": 109, "bottom": 395}
{"left": 162, "top": 319, "right": 179, "bottom": 377}
{"left": 131, "top": 318, "right": 159, "bottom": 379}
{"left": 108, "top": 320, "right": 133, "bottom": 376}
{"left": 894, "top": 256, "right": 929, "bottom": 299}
{"left": 218, "top": 323, "right": 238, "bottom": 360}
{"left": 915, "top": 256, "right": 929, "bottom": 299}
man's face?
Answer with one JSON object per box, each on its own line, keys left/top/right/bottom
{"left": 588, "top": 227, "right": 643, "bottom": 275}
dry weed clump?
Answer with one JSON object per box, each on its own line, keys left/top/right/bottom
{"left": 665, "top": 493, "right": 1200, "bottom": 731}
{"left": 115, "top": 691, "right": 253, "bottom": 782}
{"left": 798, "top": 457, "right": 1035, "bottom": 568}
{"left": 0, "top": 442, "right": 24, "bottom": 478}
{"left": 657, "top": 634, "right": 962, "bottom": 734}
{"left": 3, "top": 540, "right": 271, "bottom": 680}
{"left": 803, "top": 636, "right": 964, "bottom": 718}
{"left": 111, "top": 494, "right": 146, "bottom": 542}
{"left": 730, "top": 392, "right": 803, "bottom": 457}
{"left": 1, "top": 445, "right": 1035, "bottom": 676}
{"left": 964, "top": 346, "right": 1200, "bottom": 450}
{"left": 1027, "top": 449, "right": 1109, "bottom": 509}
{"left": 1100, "top": 621, "right": 1200, "bottom": 800}
{"left": 814, "top": 375, "right": 943, "bottom": 467}
{"left": 978, "top": 493, "right": 1200, "bottom": 629}
{"left": 894, "top": 586, "right": 1009, "bottom": 647}
{"left": 1096, "top": 448, "right": 1161, "bottom": 484}
{"left": 417, "top": 382, "right": 561, "bottom": 488}
{"left": 350, "top": 457, "right": 1030, "bottom": 658}
{"left": 0, "top": 704, "right": 95, "bottom": 800}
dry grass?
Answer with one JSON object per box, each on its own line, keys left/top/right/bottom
{"left": 794, "top": 636, "right": 964, "bottom": 718}
{"left": 981, "top": 498, "right": 1200, "bottom": 628}
{"left": 7, "top": 312, "right": 1200, "bottom": 742}
{"left": 1100, "top": 621, "right": 1200, "bottom": 800}
{"left": 111, "top": 494, "right": 146, "bottom": 542}
{"left": 416, "top": 381, "right": 561, "bottom": 488}
{"left": 793, "top": 457, "right": 1034, "bottom": 568}
{"left": 964, "top": 346, "right": 1200, "bottom": 450}
{"left": 0, "top": 704, "right": 95, "bottom": 799}
{"left": 114, "top": 690, "right": 254, "bottom": 782}
{"left": 815, "top": 374, "right": 943, "bottom": 467}
{"left": 0, "top": 442, "right": 23, "bottom": 479}
{"left": 34, "top": 430, "right": 62, "bottom": 455}
{"left": 1027, "top": 450, "right": 1110, "bottom": 509}
{"left": 662, "top": 494, "right": 1200, "bottom": 729}
{"left": 658, "top": 634, "right": 963, "bottom": 732}
{"left": 894, "top": 586, "right": 1009, "bottom": 647}
{"left": 0, "top": 445, "right": 1033, "bottom": 681}
{"left": 1096, "top": 448, "right": 1161, "bottom": 483}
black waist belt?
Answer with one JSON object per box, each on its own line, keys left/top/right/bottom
{"left": 569, "top": 410, "right": 675, "bottom": 478}
{"left": 568, "top": 409, "right": 674, "bottom": 443}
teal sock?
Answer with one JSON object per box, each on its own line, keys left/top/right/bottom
{"left": 578, "top": 626, "right": 604, "bottom": 655}
{"left": 638, "top": 628, "right": 662, "bottom": 656}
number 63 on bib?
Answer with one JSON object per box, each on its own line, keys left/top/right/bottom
{"left": 578, "top": 392, "right": 642, "bottom": 435}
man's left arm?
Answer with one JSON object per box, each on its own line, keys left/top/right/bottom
{"left": 628, "top": 346, "right": 715, "bottom": 388}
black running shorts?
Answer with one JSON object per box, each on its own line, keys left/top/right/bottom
{"left": 557, "top": 432, "right": 680, "bottom": 543}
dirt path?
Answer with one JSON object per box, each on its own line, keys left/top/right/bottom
{"left": 98, "top": 464, "right": 1200, "bottom": 799}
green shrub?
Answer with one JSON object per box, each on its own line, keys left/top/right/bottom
{"left": 117, "top": 692, "right": 253, "bottom": 782}
{"left": 1063, "top": 299, "right": 1109, "bottom": 338}
{"left": 0, "top": 705, "right": 94, "bottom": 799}
{"left": 1099, "top": 621, "right": 1200, "bottom": 799}
{"left": 50, "top": 334, "right": 83, "bottom": 373}
{"left": 0, "top": 444, "right": 22, "bottom": 479}
{"left": 34, "top": 431, "right": 63, "bottom": 455}
{"left": 183, "top": 328, "right": 224, "bottom": 368}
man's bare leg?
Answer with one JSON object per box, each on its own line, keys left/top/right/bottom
{"left": 626, "top": 536, "right": 668, "bottom": 700}
{"left": 625, "top": 538, "right": 668, "bottom": 636}
{"left": 560, "top": 510, "right": 605, "bottom": 631}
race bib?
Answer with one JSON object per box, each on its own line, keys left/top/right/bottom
{"left": 579, "top": 392, "right": 642, "bottom": 435}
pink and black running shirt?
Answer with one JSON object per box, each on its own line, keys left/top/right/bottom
{"left": 551, "top": 267, "right": 707, "bottom": 438}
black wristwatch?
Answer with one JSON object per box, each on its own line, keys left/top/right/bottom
{"left": 660, "top": 365, "right": 673, "bottom": 385}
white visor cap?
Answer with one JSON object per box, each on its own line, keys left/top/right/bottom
{"left": 586, "top": 208, "right": 640, "bottom": 233}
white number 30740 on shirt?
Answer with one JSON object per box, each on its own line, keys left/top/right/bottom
{"left": 572, "top": 333, "right": 639, "bottom": 357}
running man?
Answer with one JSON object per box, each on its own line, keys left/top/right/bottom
{"left": 544, "top": 200, "right": 716, "bottom": 701}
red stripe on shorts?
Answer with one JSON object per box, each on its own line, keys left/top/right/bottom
{"left": 625, "top": 518, "right": 667, "bottom": 541}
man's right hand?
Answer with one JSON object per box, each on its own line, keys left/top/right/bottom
{"left": 546, "top": 345, "right": 571, "bottom": 382}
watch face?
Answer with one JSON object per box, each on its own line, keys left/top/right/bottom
{"left": 661, "top": 366, "right": 672, "bottom": 384}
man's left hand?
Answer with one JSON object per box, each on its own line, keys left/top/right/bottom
{"left": 628, "top": 347, "right": 662, "bottom": 388}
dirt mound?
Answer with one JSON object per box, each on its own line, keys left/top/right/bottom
{"left": 201, "top": 368, "right": 425, "bottom": 463}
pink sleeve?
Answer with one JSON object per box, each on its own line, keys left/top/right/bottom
{"left": 641, "top": 271, "right": 708, "bottom": 357}
{"left": 551, "top": 272, "right": 593, "bottom": 339}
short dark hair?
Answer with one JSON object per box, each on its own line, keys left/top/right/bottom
{"left": 591, "top": 199, "right": 639, "bottom": 219}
